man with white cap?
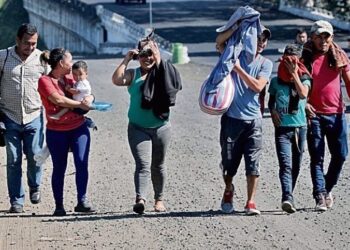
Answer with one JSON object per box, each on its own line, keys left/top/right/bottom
{"left": 304, "top": 20, "right": 350, "bottom": 211}
{"left": 215, "top": 12, "right": 273, "bottom": 215}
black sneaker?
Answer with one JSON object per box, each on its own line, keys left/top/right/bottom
{"left": 30, "top": 189, "right": 41, "bottom": 204}
{"left": 53, "top": 207, "right": 66, "bottom": 216}
{"left": 133, "top": 199, "right": 145, "bottom": 214}
{"left": 74, "top": 201, "right": 96, "bottom": 213}
{"left": 281, "top": 200, "right": 296, "bottom": 214}
{"left": 315, "top": 193, "right": 327, "bottom": 212}
{"left": 9, "top": 204, "right": 24, "bottom": 213}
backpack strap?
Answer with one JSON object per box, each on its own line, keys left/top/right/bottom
{"left": 0, "top": 48, "right": 9, "bottom": 84}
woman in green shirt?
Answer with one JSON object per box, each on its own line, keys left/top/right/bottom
{"left": 112, "top": 39, "right": 171, "bottom": 214}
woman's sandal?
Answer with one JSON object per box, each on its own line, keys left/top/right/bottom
{"left": 154, "top": 200, "right": 166, "bottom": 212}
{"left": 133, "top": 199, "right": 145, "bottom": 214}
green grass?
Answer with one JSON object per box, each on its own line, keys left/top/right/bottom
{"left": 0, "top": 0, "right": 45, "bottom": 49}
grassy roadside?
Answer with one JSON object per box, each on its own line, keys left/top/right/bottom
{"left": 0, "top": 0, "right": 46, "bottom": 49}
{"left": 0, "top": 0, "right": 29, "bottom": 48}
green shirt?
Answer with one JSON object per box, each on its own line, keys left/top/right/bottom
{"left": 127, "top": 68, "right": 167, "bottom": 128}
{"left": 268, "top": 77, "right": 310, "bottom": 127}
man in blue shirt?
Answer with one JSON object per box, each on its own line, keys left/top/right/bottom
{"left": 217, "top": 27, "right": 273, "bottom": 215}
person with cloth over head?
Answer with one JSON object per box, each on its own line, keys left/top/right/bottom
{"left": 214, "top": 6, "right": 273, "bottom": 215}
{"left": 268, "top": 43, "right": 311, "bottom": 213}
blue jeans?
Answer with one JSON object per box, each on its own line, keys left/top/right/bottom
{"left": 46, "top": 123, "right": 90, "bottom": 206}
{"left": 275, "top": 126, "right": 307, "bottom": 202}
{"left": 4, "top": 114, "right": 44, "bottom": 206}
{"left": 307, "top": 114, "right": 348, "bottom": 197}
{"left": 220, "top": 115, "right": 262, "bottom": 177}
{"left": 128, "top": 122, "right": 171, "bottom": 202}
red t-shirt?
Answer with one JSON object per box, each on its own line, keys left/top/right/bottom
{"left": 38, "top": 74, "right": 85, "bottom": 131}
{"left": 309, "top": 53, "right": 350, "bottom": 114}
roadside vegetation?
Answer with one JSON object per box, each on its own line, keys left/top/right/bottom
{"left": 0, "top": 0, "right": 46, "bottom": 49}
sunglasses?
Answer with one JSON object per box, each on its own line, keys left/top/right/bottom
{"left": 138, "top": 49, "right": 153, "bottom": 58}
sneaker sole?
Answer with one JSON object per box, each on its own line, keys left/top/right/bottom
{"left": 315, "top": 206, "right": 327, "bottom": 212}
{"left": 30, "top": 199, "right": 41, "bottom": 204}
{"left": 245, "top": 209, "right": 261, "bottom": 216}
{"left": 282, "top": 202, "right": 296, "bottom": 214}
{"left": 74, "top": 208, "right": 96, "bottom": 213}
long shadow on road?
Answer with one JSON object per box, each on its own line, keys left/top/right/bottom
{"left": 0, "top": 207, "right": 320, "bottom": 221}
{"left": 37, "top": 208, "right": 325, "bottom": 223}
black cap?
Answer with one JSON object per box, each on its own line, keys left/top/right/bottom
{"left": 284, "top": 43, "right": 303, "bottom": 57}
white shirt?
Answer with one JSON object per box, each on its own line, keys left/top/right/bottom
{"left": 73, "top": 79, "right": 91, "bottom": 101}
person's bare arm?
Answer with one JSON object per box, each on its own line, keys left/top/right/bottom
{"left": 216, "top": 28, "right": 235, "bottom": 46}
{"left": 233, "top": 60, "right": 268, "bottom": 93}
{"left": 112, "top": 50, "right": 137, "bottom": 86}
{"left": 48, "top": 92, "right": 90, "bottom": 110}
{"left": 342, "top": 68, "right": 350, "bottom": 98}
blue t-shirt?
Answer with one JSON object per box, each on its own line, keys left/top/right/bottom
{"left": 268, "top": 76, "right": 310, "bottom": 127}
{"left": 226, "top": 54, "right": 273, "bottom": 120}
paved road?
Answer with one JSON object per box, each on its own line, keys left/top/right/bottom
{"left": 0, "top": 2, "right": 349, "bottom": 249}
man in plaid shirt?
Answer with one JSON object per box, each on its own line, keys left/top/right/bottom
{"left": 0, "top": 24, "right": 46, "bottom": 213}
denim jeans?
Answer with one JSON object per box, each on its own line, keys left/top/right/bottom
{"left": 128, "top": 122, "right": 171, "bottom": 202}
{"left": 220, "top": 115, "right": 262, "bottom": 177}
{"left": 307, "top": 114, "right": 348, "bottom": 197}
{"left": 275, "top": 126, "right": 307, "bottom": 202}
{"left": 3, "top": 114, "right": 44, "bottom": 206}
{"left": 46, "top": 123, "right": 90, "bottom": 206}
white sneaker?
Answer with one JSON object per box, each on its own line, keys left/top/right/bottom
{"left": 325, "top": 192, "right": 334, "bottom": 209}
{"left": 315, "top": 193, "right": 327, "bottom": 212}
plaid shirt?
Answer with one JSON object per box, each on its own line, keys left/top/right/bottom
{"left": 0, "top": 46, "right": 45, "bottom": 124}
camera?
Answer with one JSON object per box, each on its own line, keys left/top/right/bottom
{"left": 132, "top": 50, "right": 139, "bottom": 60}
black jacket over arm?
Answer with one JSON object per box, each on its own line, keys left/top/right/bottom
{"left": 141, "top": 60, "right": 182, "bottom": 120}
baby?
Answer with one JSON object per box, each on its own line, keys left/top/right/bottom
{"left": 50, "top": 60, "right": 92, "bottom": 120}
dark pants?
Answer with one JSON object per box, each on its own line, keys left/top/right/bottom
{"left": 220, "top": 115, "right": 262, "bottom": 177}
{"left": 46, "top": 123, "right": 90, "bottom": 206}
{"left": 307, "top": 114, "right": 348, "bottom": 198}
{"left": 275, "top": 126, "right": 307, "bottom": 202}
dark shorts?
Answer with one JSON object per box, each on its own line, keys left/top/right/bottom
{"left": 220, "top": 115, "right": 263, "bottom": 177}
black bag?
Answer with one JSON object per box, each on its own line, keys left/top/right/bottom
{"left": 0, "top": 48, "right": 9, "bottom": 147}
{"left": 0, "top": 112, "right": 5, "bottom": 147}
